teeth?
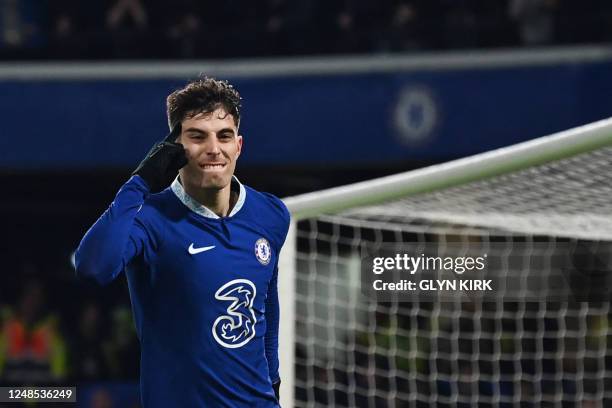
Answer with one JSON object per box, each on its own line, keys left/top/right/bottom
{"left": 203, "top": 164, "right": 224, "bottom": 169}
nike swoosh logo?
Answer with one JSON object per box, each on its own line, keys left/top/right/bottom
{"left": 188, "top": 244, "right": 216, "bottom": 255}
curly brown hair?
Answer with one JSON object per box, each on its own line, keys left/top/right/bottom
{"left": 166, "top": 76, "right": 242, "bottom": 129}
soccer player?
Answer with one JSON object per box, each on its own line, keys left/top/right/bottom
{"left": 75, "top": 77, "right": 289, "bottom": 407}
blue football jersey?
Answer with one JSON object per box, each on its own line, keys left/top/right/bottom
{"left": 75, "top": 175, "right": 290, "bottom": 407}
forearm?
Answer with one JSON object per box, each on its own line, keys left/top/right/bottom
{"left": 75, "top": 175, "right": 149, "bottom": 285}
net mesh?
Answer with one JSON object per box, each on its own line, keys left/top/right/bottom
{"left": 292, "top": 146, "right": 612, "bottom": 407}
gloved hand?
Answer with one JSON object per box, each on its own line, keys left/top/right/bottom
{"left": 132, "top": 124, "right": 188, "bottom": 193}
{"left": 273, "top": 380, "right": 280, "bottom": 402}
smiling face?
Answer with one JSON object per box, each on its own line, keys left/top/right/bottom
{"left": 176, "top": 107, "right": 242, "bottom": 192}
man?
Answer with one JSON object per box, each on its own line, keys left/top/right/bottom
{"left": 75, "top": 77, "right": 289, "bottom": 407}
{"left": 0, "top": 279, "right": 67, "bottom": 384}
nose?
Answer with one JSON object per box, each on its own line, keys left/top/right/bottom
{"left": 205, "top": 137, "right": 221, "bottom": 156}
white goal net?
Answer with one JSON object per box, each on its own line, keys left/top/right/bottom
{"left": 280, "top": 119, "right": 612, "bottom": 407}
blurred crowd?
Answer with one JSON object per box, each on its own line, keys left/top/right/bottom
{"left": 0, "top": 271, "right": 139, "bottom": 386}
{"left": 0, "top": 0, "right": 611, "bottom": 60}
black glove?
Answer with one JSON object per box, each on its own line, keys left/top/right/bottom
{"left": 273, "top": 379, "right": 280, "bottom": 402}
{"left": 132, "top": 124, "right": 187, "bottom": 193}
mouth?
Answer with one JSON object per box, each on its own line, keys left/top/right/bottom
{"left": 199, "top": 163, "right": 227, "bottom": 171}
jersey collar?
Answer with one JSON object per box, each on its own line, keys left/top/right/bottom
{"left": 170, "top": 176, "right": 246, "bottom": 219}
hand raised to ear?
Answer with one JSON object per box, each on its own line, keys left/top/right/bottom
{"left": 132, "top": 123, "right": 188, "bottom": 193}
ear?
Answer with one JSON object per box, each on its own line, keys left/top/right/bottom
{"left": 236, "top": 135, "right": 243, "bottom": 158}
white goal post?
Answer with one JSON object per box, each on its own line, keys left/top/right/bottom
{"left": 278, "top": 117, "right": 612, "bottom": 407}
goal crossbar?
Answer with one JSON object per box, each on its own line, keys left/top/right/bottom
{"left": 283, "top": 117, "right": 612, "bottom": 220}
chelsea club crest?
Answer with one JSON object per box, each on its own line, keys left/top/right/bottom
{"left": 254, "top": 238, "right": 272, "bottom": 265}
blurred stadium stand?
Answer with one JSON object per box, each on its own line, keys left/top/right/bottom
{"left": 1, "top": 1, "right": 612, "bottom": 407}
{"left": 0, "top": 0, "right": 611, "bottom": 60}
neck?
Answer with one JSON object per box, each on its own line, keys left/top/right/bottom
{"left": 182, "top": 179, "right": 236, "bottom": 218}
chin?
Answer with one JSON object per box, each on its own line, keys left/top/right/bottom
{"left": 198, "top": 175, "right": 230, "bottom": 190}
{"left": 182, "top": 168, "right": 231, "bottom": 191}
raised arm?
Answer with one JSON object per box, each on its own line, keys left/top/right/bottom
{"left": 75, "top": 126, "right": 186, "bottom": 285}
{"left": 75, "top": 176, "right": 151, "bottom": 285}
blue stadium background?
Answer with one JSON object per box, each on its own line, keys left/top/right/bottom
{"left": 1, "top": 1, "right": 612, "bottom": 407}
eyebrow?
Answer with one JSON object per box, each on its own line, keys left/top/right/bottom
{"left": 184, "top": 127, "right": 236, "bottom": 135}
